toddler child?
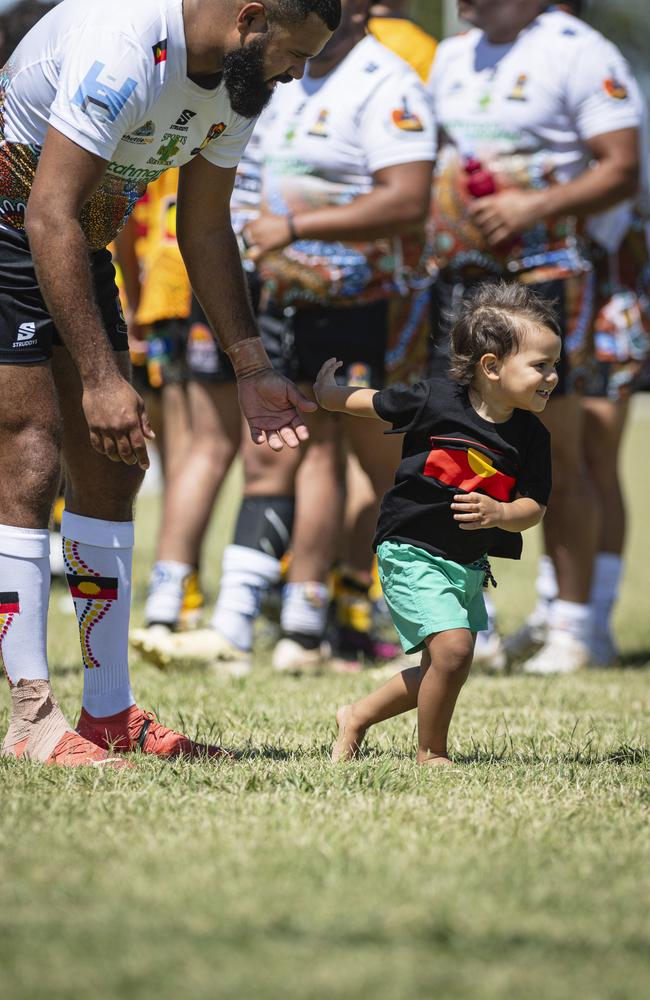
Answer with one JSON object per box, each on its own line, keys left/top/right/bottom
{"left": 313, "top": 282, "right": 561, "bottom": 765}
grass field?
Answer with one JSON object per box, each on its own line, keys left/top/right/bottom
{"left": 1, "top": 397, "right": 649, "bottom": 1000}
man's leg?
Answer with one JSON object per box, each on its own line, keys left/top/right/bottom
{"left": 0, "top": 362, "right": 124, "bottom": 766}
{"left": 583, "top": 394, "right": 630, "bottom": 664}
{"left": 522, "top": 393, "right": 599, "bottom": 673}
{"left": 52, "top": 347, "right": 227, "bottom": 758}
{"left": 273, "top": 403, "right": 344, "bottom": 673}
{"left": 142, "top": 379, "right": 241, "bottom": 632}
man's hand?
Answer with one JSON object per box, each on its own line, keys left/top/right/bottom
{"left": 238, "top": 369, "right": 317, "bottom": 451}
{"left": 468, "top": 189, "right": 546, "bottom": 247}
{"left": 243, "top": 214, "right": 293, "bottom": 263}
{"left": 450, "top": 492, "right": 504, "bottom": 530}
{"left": 82, "top": 374, "right": 155, "bottom": 470}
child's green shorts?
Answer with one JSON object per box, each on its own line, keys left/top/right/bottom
{"left": 376, "top": 540, "right": 489, "bottom": 654}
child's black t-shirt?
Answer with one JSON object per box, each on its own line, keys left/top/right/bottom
{"left": 372, "top": 376, "right": 552, "bottom": 564}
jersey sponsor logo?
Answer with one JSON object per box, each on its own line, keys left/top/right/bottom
{"left": 172, "top": 109, "right": 196, "bottom": 131}
{"left": 424, "top": 437, "right": 516, "bottom": 502}
{"left": 364, "top": 62, "right": 380, "bottom": 74}
{"left": 603, "top": 73, "right": 628, "bottom": 100}
{"left": 148, "top": 132, "right": 187, "bottom": 165}
{"left": 66, "top": 575, "right": 119, "bottom": 601}
{"left": 191, "top": 122, "right": 226, "bottom": 156}
{"left": 507, "top": 74, "right": 528, "bottom": 102}
{"left": 123, "top": 120, "right": 155, "bottom": 144}
{"left": 391, "top": 99, "right": 423, "bottom": 132}
{"left": 153, "top": 39, "right": 168, "bottom": 65}
{"left": 307, "top": 109, "right": 329, "bottom": 137}
{"left": 72, "top": 62, "right": 137, "bottom": 124}
{"left": 0, "top": 592, "right": 20, "bottom": 614}
{"left": 107, "top": 160, "right": 167, "bottom": 183}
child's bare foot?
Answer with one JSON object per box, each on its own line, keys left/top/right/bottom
{"left": 417, "top": 752, "right": 453, "bottom": 767}
{"left": 332, "top": 705, "right": 367, "bottom": 762}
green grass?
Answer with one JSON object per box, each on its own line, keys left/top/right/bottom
{"left": 1, "top": 398, "right": 649, "bottom": 1000}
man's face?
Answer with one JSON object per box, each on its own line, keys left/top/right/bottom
{"left": 457, "top": 0, "right": 542, "bottom": 34}
{"left": 224, "top": 13, "right": 332, "bottom": 118}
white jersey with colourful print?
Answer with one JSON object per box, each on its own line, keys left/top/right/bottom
{"left": 254, "top": 35, "right": 436, "bottom": 308}
{"left": 427, "top": 9, "right": 642, "bottom": 281}
{"left": 0, "top": 0, "right": 255, "bottom": 249}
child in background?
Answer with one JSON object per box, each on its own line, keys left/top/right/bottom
{"left": 313, "top": 283, "right": 560, "bottom": 765}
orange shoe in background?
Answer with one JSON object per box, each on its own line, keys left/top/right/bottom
{"left": 77, "top": 705, "right": 232, "bottom": 761}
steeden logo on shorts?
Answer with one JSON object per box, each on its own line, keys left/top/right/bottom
{"left": 13, "top": 321, "right": 36, "bottom": 348}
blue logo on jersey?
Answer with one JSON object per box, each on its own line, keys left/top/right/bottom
{"left": 72, "top": 62, "right": 137, "bottom": 123}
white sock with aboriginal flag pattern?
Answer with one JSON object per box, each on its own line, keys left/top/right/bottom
{"left": 62, "top": 512, "right": 135, "bottom": 717}
{"left": 0, "top": 523, "right": 50, "bottom": 683}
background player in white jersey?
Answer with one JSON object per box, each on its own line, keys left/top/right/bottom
{"left": 496, "top": 0, "right": 650, "bottom": 669}
{"left": 0, "top": 0, "right": 339, "bottom": 766}
{"left": 427, "top": 0, "right": 642, "bottom": 673}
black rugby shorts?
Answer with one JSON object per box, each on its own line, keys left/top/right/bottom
{"left": 0, "top": 224, "right": 128, "bottom": 363}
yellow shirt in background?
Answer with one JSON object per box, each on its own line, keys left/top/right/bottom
{"left": 135, "top": 169, "right": 192, "bottom": 327}
{"left": 367, "top": 16, "right": 437, "bottom": 82}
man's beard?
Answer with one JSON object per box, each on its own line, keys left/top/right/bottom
{"left": 223, "top": 38, "right": 276, "bottom": 119}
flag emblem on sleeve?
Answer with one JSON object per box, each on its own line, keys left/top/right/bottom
{"left": 153, "top": 40, "right": 168, "bottom": 65}
{"left": 0, "top": 592, "right": 19, "bottom": 614}
{"left": 66, "top": 576, "right": 119, "bottom": 601}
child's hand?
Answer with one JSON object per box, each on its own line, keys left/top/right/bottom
{"left": 451, "top": 492, "right": 504, "bottom": 530}
{"left": 314, "top": 357, "right": 343, "bottom": 408}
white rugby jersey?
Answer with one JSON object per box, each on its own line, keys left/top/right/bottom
{"left": 254, "top": 35, "right": 435, "bottom": 307}
{"left": 0, "top": 0, "right": 255, "bottom": 249}
{"left": 428, "top": 9, "right": 642, "bottom": 281}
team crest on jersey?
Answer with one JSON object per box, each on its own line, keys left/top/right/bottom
{"left": 153, "top": 40, "right": 168, "bottom": 65}
{"left": 603, "top": 73, "right": 628, "bottom": 100}
{"left": 507, "top": 74, "right": 528, "bottom": 102}
{"left": 191, "top": 122, "right": 226, "bottom": 156}
{"left": 391, "top": 99, "right": 423, "bottom": 132}
{"left": 307, "top": 109, "right": 329, "bottom": 137}
{"left": 123, "top": 120, "right": 155, "bottom": 144}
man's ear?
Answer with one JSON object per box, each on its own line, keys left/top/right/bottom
{"left": 236, "top": 1, "right": 269, "bottom": 40}
{"left": 479, "top": 352, "right": 501, "bottom": 381}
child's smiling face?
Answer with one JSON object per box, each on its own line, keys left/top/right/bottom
{"left": 494, "top": 322, "right": 562, "bottom": 413}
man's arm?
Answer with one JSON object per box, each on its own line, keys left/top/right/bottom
{"left": 25, "top": 127, "right": 153, "bottom": 469}
{"left": 243, "top": 160, "right": 433, "bottom": 259}
{"left": 177, "top": 154, "right": 316, "bottom": 451}
{"left": 469, "top": 127, "right": 639, "bottom": 248}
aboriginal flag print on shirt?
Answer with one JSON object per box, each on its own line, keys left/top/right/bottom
{"left": 372, "top": 376, "right": 551, "bottom": 564}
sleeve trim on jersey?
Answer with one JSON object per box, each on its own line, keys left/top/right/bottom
{"left": 366, "top": 150, "right": 436, "bottom": 175}
{"left": 200, "top": 149, "right": 250, "bottom": 170}
{"left": 577, "top": 109, "right": 642, "bottom": 142}
{"left": 46, "top": 113, "right": 113, "bottom": 162}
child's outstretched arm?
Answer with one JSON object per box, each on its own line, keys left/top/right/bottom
{"left": 313, "top": 358, "right": 381, "bottom": 418}
{"left": 451, "top": 492, "right": 546, "bottom": 532}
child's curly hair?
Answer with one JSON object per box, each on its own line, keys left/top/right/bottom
{"left": 449, "top": 282, "right": 561, "bottom": 386}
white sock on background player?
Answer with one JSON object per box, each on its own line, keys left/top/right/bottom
{"left": 211, "top": 544, "right": 281, "bottom": 651}
{"left": 62, "top": 512, "right": 135, "bottom": 718}
{"left": 145, "top": 560, "right": 193, "bottom": 627}
{"left": 0, "top": 523, "right": 50, "bottom": 684}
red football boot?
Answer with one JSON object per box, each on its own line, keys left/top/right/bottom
{"left": 77, "top": 705, "right": 232, "bottom": 760}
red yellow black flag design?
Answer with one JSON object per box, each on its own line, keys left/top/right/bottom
{"left": 153, "top": 39, "right": 168, "bottom": 65}
{"left": 66, "top": 576, "right": 118, "bottom": 601}
{"left": 0, "top": 592, "right": 19, "bottom": 614}
{"left": 424, "top": 442, "right": 516, "bottom": 501}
